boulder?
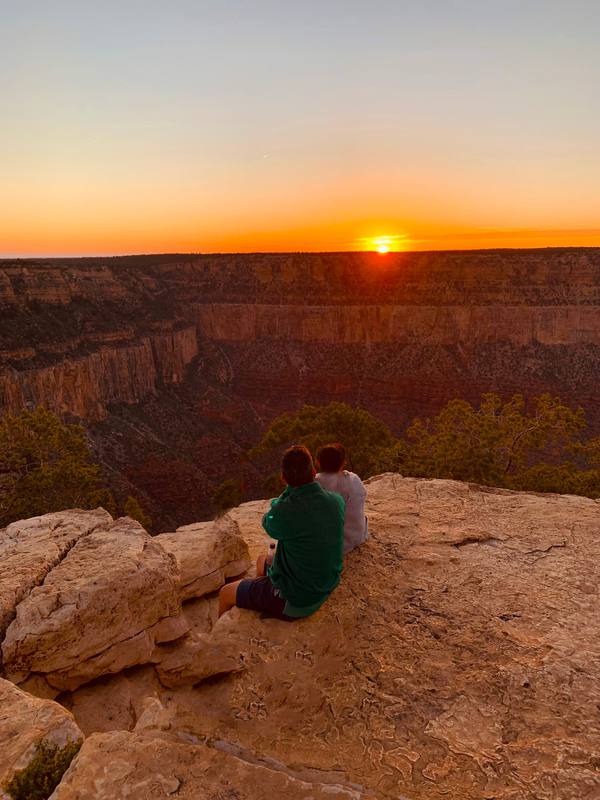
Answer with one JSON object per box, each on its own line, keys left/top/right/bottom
{"left": 0, "top": 509, "right": 111, "bottom": 646}
{"left": 155, "top": 515, "right": 250, "bottom": 600}
{"left": 2, "top": 517, "right": 184, "bottom": 691}
{"left": 155, "top": 627, "right": 244, "bottom": 688}
{"left": 224, "top": 500, "right": 272, "bottom": 565}
{"left": 48, "top": 730, "right": 363, "bottom": 799}
{"left": 61, "top": 667, "right": 162, "bottom": 737}
{"left": 0, "top": 677, "right": 82, "bottom": 798}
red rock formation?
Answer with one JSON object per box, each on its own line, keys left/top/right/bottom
{"left": 1, "top": 249, "right": 599, "bottom": 523}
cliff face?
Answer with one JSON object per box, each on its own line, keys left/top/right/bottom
{"left": 1, "top": 249, "right": 600, "bottom": 524}
{"left": 0, "top": 326, "right": 198, "bottom": 421}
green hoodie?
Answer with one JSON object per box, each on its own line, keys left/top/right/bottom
{"left": 263, "top": 481, "right": 345, "bottom": 617}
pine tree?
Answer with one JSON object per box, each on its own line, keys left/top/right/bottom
{"left": 0, "top": 407, "right": 115, "bottom": 526}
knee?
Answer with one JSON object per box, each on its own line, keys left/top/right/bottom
{"left": 219, "top": 582, "right": 235, "bottom": 603}
{"left": 218, "top": 581, "right": 238, "bottom": 616}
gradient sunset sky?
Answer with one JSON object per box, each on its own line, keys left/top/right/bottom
{"left": 2, "top": 0, "right": 599, "bottom": 256}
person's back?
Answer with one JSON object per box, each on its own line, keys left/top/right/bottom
{"left": 315, "top": 443, "right": 368, "bottom": 555}
{"left": 218, "top": 444, "right": 344, "bottom": 620}
{"left": 265, "top": 478, "right": 344, "bottom": 615}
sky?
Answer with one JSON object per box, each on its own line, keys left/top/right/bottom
{"left": 1, "top": 0, "right": 599, "bottom": 256}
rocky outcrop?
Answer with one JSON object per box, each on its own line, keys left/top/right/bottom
{"left": 55, "top": 476, "right": 600, "bottom": 800}
{"left": 0, "top": 678, "right": 82, "bottom": 797}
{"left": 0, "top": 509, "right": 112, "bottom": 648}
{"left": 1, "top": 475, "right": 599, "bottom": 798}
{"left": 49, "top": 730, "right": 362, "bottom": 800}
{"left": 0, "top": 510, "right": 250, "bottom": 694}
{"left": 155, "top": 516, "right": 251, "bottom": 601}
{"left": 0, "top": 325, "right": 198, "bottom": 421}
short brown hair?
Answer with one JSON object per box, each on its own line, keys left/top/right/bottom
{"left": 281, "top": 445, "right": 315, "bottom": 487}
{"left": 316, "top": 443, "right": 346, "bottom": 473}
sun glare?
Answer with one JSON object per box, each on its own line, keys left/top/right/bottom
{"left": 362, "top": 234, "right": 406, "bottom": 254}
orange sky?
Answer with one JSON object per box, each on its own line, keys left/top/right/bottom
{"left": 2, "top": 2, "right": 599, "bottom": 257}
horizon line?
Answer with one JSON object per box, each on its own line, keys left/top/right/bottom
{"left": 2, "top": 243, "right": 600, "bottom": 261}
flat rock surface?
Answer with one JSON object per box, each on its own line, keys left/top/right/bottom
{"left": 94, "top": 476, "right": 599, "bottom": 800}
{"left": 0, "top": 677, "right": 82, "bottom": 794}
{"left": 49, "top": 730, "right": 362, "bottom": 799}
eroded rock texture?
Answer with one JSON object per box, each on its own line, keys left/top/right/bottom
{"left": 0, "top": 678, "right": 82, "bottom": 796}
{"left": 0, "top": 510, "right": 250, "bottom": 694}
{"left": 1, "top": 477, "right": 599, "bottom": 799}
{"left": 60, "top": 477, "right": 600, "bottom": 800}
{"left": 48, "top": 730, "right": 363, "bottom": 800}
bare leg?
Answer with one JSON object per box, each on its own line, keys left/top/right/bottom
{"left": 256, "top": 553, "right": 267, "bottom": 577}
{"left": 218, "top": 579, "right": 243, "bottom": 617}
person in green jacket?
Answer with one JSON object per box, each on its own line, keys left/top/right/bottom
{"left": 218, "top": 445, "right": 345, "bottom": 620}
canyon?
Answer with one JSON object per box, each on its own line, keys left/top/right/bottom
{"left": 1, "top": 249, "right": 599, "bottom": 527}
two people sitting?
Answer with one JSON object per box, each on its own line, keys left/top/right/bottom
{"left": 218, "top": 442, "right": 368, "bottom": 620}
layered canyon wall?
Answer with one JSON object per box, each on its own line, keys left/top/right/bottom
{"left": 1, "top": 249, "right": 599, "bottom": 524}
{"left": 1, "top": 248, "right": 599, "bottom": 422}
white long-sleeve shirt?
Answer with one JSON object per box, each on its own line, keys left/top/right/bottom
{"left": 315, "top": 470, "right": 368, "bottom": 554}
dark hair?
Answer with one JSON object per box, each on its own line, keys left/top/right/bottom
{"left": 316, "top": 443, "right": 346, "bottom": 473}
{"left": 281, "top": 445, "right": 315, "bottom": 487}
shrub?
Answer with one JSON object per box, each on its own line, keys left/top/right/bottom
{"left": 211, "top": 478, "right": 243, "bottom": 512}
{"left": 4, "top": 739, "right": 82, "bottom": 800}
{"left": 248, "top": 401, "right": 397, "bottom": 479}
{"left": 123, "top": 495, "right": 152, "bottom": 531}
{"left": 0, "top": 407, "right": 114, "bottom": 526}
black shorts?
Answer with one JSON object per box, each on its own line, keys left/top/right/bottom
{"left": 236, "top": 576, "right": 295, "bottom": 621}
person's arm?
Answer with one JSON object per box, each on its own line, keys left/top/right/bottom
{"left": 262, "top": 492, "right": 292, "bottom": 540}
{"left": 269, "top": 486, "right": 290, "bottom": 509}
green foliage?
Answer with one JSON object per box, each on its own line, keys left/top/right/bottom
{"left": 249, "top": 401, "right": 397, "bottom": 478}
{"left": 400, "top": 393, "right": 587, "bottom": 489}
{"left": 123, "top": 495, "right": 152, "bottom": 531}
{"left": 245, "top": 394, "right": 600, "bottom": 501}
{"left": 0, "top": 407, "right": 115, "bottom": 527}
{"left": 4, "top": 739, "right": 82, "bottom": 800}
{"left": 211, "top": 478, "right": 243, "bottom": 512}
{"left": 262, "top": 471, "right": 285, "bottom": 498}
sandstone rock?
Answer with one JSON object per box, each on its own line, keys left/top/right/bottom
{"left": 8, "top": 477, "right": 599, "bottom": 799}
{"left": 0, "top": 677, "right": 82, "bottom": 796}
{"left": 110, "top": 476, "right": 599, "bottom": 800}
{"left": 61, "top": 667, "right": 162, "bottom": 737}
{"left": 181, "top": 595, "right": 216, "bottom": 633}
{"left": 155, "top": 515, "right": 250, "bottom": 600}
{"left": 48, "top": 730, "right": 363, "bottom": 799}
{"left": 0, "top": 509, "right": 112, "bottom": 647}
{"left": 155, "top": 626, "right": 244, "bottom": 689}
{"left": 2, "top": 517, "right": 183, "bottom": 690}
{"left": 225, "top": 500, "right": 272, "bottom": 569}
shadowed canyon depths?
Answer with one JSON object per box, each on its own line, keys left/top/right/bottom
{"left": 1, "top": 249, "right": 600, "bottom": 527}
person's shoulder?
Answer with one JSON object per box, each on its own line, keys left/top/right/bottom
{"left": 320, "top": 485, "right": 346, "bottom": 509}
{"left": 345, "top": 471, "right": 367, "bottom": 495}
{"left": 346, "top": 470, "right": 365, "bottom": 485}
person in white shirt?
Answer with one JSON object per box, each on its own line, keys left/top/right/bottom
{"left": 315, "top": 443, "right": 368, "bottom": 554}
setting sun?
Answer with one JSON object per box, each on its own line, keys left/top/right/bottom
{"left": 360, "top": 235, "right": 407, "bottom": 254}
